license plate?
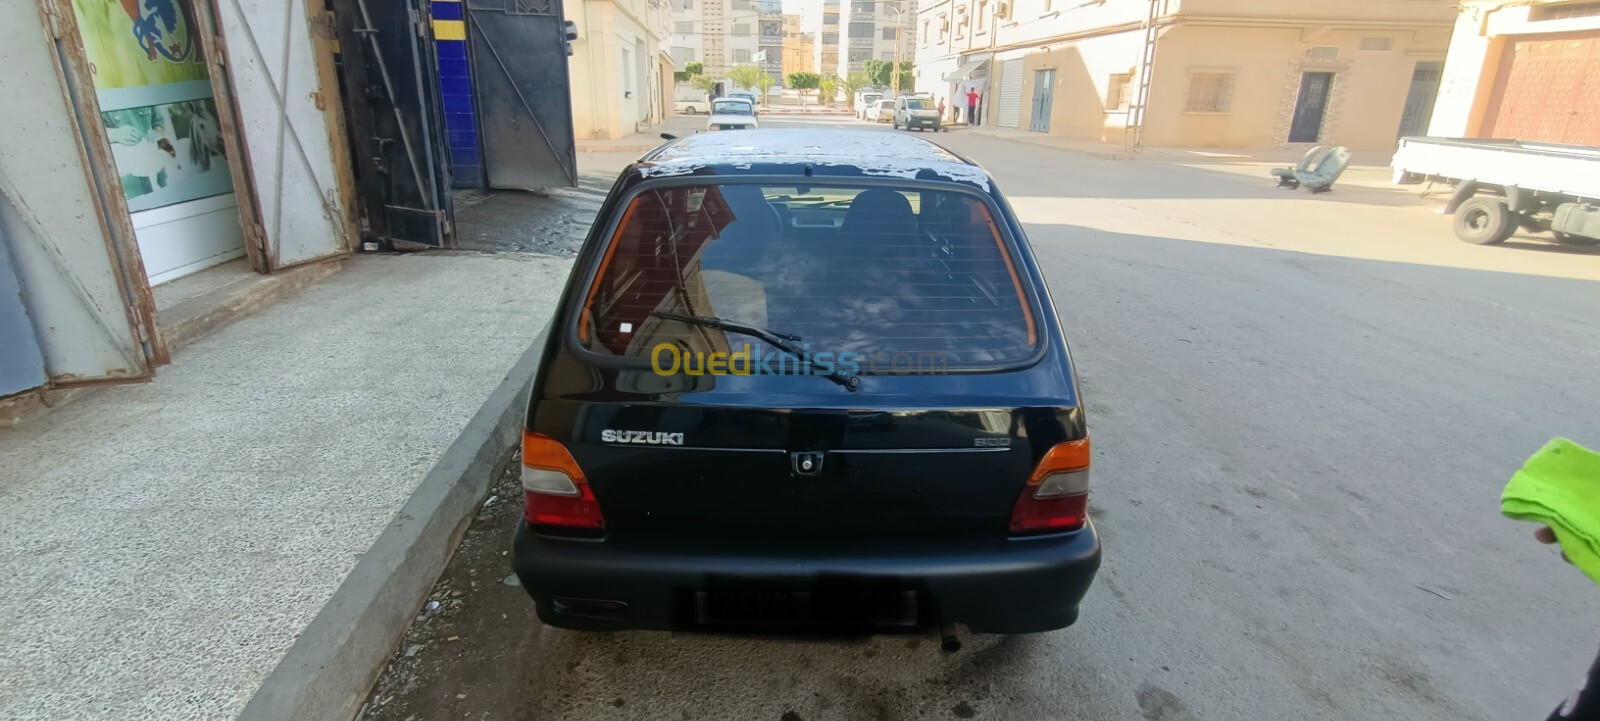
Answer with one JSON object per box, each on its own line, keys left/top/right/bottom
{"left": 695, "top": 590, "right": 919, "bottom": 627}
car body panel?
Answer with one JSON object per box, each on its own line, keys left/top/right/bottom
{"left": 708, "top": 98, "right": 758, "bottom": 130}
{"left": 514, "top": 129, "right": 1096, "bottom": 635}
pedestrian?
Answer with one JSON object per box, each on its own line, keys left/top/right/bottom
{"left": 1502, "top": 438, "right": 1600, "bottom": 719}
{"left": 937, "top": 97, "right": 946, "bottom": 121}
{"left": 966, "top": 88, "right": 980, "bottom": 126}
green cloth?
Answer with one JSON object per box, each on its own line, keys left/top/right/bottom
{"left": 1503, "top": 438, "right": 1600, "bottom": 585}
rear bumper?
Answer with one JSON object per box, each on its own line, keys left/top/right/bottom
{"left": 512, "top": 520, "right": 1101, "bottom": 635}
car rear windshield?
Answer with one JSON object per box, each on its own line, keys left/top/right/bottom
{"left": 712, "top": 101, "right": 753, "bottom": 115}
{"left": 576, "top": 183, "right": 1038, "bottom": 368}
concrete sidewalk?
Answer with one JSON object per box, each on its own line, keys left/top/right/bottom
{"left": 0, "top": 251, "right": 571, "bottom": 721}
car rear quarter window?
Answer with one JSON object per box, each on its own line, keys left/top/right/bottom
{"left": 577, "top": 183, "right": 1038, "bottom": 369}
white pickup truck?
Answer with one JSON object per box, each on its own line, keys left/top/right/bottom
{"left": 1391, "top": 137, "right": 1600, "bottom": 246}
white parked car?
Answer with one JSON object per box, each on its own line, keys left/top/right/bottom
{"left": 675, "top": 99, "right": 709, "bottom": 115}
{"left": 854, "top": 91, "right": 883, "bottom": 119}
{"left": 708, "top": 98, "right": 759, "bottom": 131}
{"left": 865, "top": 99, "right": 895, "bottom": 123}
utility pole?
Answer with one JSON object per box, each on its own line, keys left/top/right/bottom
{"left": 892, "top": 24, "right": 902, "bottom": 96}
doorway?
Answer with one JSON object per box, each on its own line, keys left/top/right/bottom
{"left": 1396, "top": 61, "right": 1443, "bottom": 139}
{"left": 1029, "top": 69, "right": 1056, "bottom": 133}
{"left": 1289, "top": 72, "right": 1334, "bottom": 143}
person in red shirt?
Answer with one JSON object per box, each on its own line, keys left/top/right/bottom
{"left": 965, "top": 88, "right": 980, "bottom": 126}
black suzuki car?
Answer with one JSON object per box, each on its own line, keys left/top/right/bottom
{"left": 512, "top": 129, "right": 1098, "bottom": 640}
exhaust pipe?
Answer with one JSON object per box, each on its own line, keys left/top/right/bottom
{"left": 939, "top": 620, "right": 962, "bottom": 654}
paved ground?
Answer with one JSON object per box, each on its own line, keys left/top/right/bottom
{"left": 364, "top": 117, "right": 1600, "bottom": 721}
{"left": 0, "top": 252, "right": 570, "bottom": 721}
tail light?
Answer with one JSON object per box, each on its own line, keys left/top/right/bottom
{"left": 522, "top": 432, "right": 606, "bottom": 530}
{"left": 1010, "top": 438, "right": 1090, "bottom": 534}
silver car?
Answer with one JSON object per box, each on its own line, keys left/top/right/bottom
{"left": 893, "top": 96, "right": 942, "bottom": 132}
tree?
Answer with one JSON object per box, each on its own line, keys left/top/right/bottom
{"left": 841, "top": 72, "right": 870, "bottom": 103}
{"left": 787, "top": 72, "right": 820, "bottom": 105}
{"left": 862, "top": 60, "right": 914, "bottom": 93}
{"left": 819, "top": 74, "right": 838, "bottom": 105}
{"left": 754, "top": 72, "right": 776, "bottom": 106}
{"left": 690, "top": 73, "right": 718, "bottom": 99}
{"left": 727, "top": 65, "right": 765, "bottom": 94}
{"left": 673, "top": 61, "right": 705, "bottom": 84}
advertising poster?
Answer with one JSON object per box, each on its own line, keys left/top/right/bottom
{"left": 71, "top": 0, "right": 235, "bottom": 213}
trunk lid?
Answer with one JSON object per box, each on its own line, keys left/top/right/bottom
{"left": 556, "top": 389, "right": 1076, "bottom": 539}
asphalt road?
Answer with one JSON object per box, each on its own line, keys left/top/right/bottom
{"left": 365, "top": 118, "right": 1600, "bottom": 721}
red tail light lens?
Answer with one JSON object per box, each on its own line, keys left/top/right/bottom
{"left": 522, "top": 432, "right": 606, "bottom": 530}
{"left": 1010, "top": 438, "right": 1090, "bottom": 534}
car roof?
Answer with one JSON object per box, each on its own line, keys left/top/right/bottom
{"left": 635, "top": 129, "right": 992, "bottom": 187}
{"left": 716, "top": 97, "right": 753, "bottom": 103}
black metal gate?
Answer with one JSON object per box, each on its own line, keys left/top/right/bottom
{"left": 1289, "top": 72, "right": 1333, "bottom": 144}
{"left": 466, "top": 0, "right": 578, "bottom": 189}
{"left": 332, "top": 0, "right": 455, "bottom": 246}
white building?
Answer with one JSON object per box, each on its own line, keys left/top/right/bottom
{"left": 838, "top": 0, "right": 918, "bottom": 79}
{"left": 669, "top": 0, "right": 762, "bottom": 78}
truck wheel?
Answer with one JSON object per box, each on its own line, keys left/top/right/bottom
{"left": 1554, "top": 232, "right": 1600, "bottom": 247}
{"left": 1454, "top": 197, "right": 1515, "bottom": 245}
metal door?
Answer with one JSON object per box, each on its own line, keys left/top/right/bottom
{"left": 0, "top": 226, "right": 46, "bottom": 396}
{"left": 193, "top": 0, "right": 355, "bottom": 269}
{"left": 1029, "top": 69, "right": 1055, "bottom": 133}
{"left": 467, "top": 0, "right": 578, "bottom": 189}
{"left": 1483, "top": 32, "right": 1600, "bottom": 146}
{"left": 2, "top": 4, "right": 166, "bottom": 387}
{"left": 331, "top": 0, "right": 454, "bottom": 246}
{"left": 1289, "top": 72, "right": 1333, "bottom": 143}
{"left": 1396, "top": 61, "right": 1443, "bottom": 139}
{"left": 997, "top": 58, "right": 1023, "bottom": 128}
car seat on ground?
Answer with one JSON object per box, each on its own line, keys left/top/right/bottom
{"left": 1294, "top": 146, "right": 1352, "bottom": 194}
{"left": 1270, "top": 145, "right": 1324, "bottom": 188}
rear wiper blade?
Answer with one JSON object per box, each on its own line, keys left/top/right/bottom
{"left": 648, "top": 311, "right": 860, "bottom": 391}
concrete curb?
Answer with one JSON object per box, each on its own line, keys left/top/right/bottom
{"left": 236, "top": 332, "right": 546, "bottom": 721}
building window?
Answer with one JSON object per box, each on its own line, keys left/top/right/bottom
{"left": 857, "top": 1, "right": 876, "bottom": 14}
{"left": 1106, "top": 73, "right": 1131, "bottom": 110}
{"left": 671, "top": 46, "right": 695, "bottom": 64}
{"left": 1531, "top": 1, "right": 1600, "bottom": 20}
{"left": 732, "top": 0, "right": 753, "bottom": 9}
{"left": 734, "top": 23, "right": 751, "bottom": 36}
{"left": 675, "top": 21, "right": 694, "bottom": 34}
{"left": 824, "top": 14, "right": 838, "bottom": 24}
{"left": 1307, "top": 46, "right": 1339, "bottom": 61}
{"left": 1360, "top": 37, "right": 1392, "bottom": 52}
{"left": 881, "top": 51, "right": 894, "bottom": 61}
{"left": 849, "top": 21, "right": 874, "bottom": 38}
{"left": 977, "top": 0, "right": 988, "bottom": 31}
{"left": 822, "top": 32, "right": 838, "bottom": 44}
{"left": 674, "top": 0, "right": 694, "bottom": 8}
{"left": 921, "top": 20, "right": 929, "bottom": 46}
{"left": 849, "top": 48, "right": 872, "bottom": 62}
{"left": 882, "top": 27, "right": 895, "bottom": 40}
{"left": 734, "top": 49, "right": 751, "bottom": 62}
{"left": 1184, "top": 73, "right": 1235, "bottom": 113}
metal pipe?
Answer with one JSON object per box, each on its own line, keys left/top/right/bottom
{"left": 939, "top": 620, "right": 962, "bottom": 654}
